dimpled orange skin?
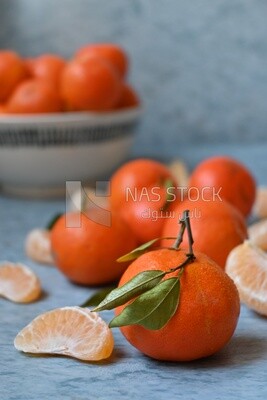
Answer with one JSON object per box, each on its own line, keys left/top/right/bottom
{"left": 50, "top": 212, "right": 137, "bottom": 286}
{"left": 161, "top": 198, "right": 248, "bottom": 269}
{"left": 188, "top": 156, "right": 256, "bottom": 217}
{"left": 116, "top": 248, "right": 240, "bottom": 362}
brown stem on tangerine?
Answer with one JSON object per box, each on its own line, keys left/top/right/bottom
{"left": 169, "top": 209, "right": 196, "bottom": 274}
{"left": 171, "top": 210, "right": 188, "bottom": 250}
{"left": 184, "top": 210, "right": 194, "bottom": 257}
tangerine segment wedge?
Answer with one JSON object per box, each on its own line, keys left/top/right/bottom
{"left": 226, "top": 241, "right": 267, "bottom": 316}
{"left": 25, "top": 229, "right": 54, "bottom": 265}
{"left": 248, "top": 219, "right": 267, "bottom": 251}
{"left": 14, "top": 307, "right": 114, "bottom": 361}
{"left": 0, "top": 262, "right": 41, "bottom": 303}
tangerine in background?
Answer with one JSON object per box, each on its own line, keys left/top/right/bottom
{"left": 188, "top": 156, "right": 256, "bottom": 217}
{"left": 50, "top": 212, "right": 137, "bottom": 286}
{"left": 0, "top": 50, "right": 28, "bottom": 102}
{"left": 110, "top": 158, "right": 176, "bottom": 211}
{"left": 161, "top": 198, "right": 247, "bottom": 269}
{"left": 60, "top": 55, "right": 122, "bottom": 112}
{"left": 110, "top": 158, "right": 178, "bottom": 244}
{"left": 116, "top": 84, "right": 140, "bottom": 109}
{"left": 116, "top": 248, "right": 240, "bottom": 361}
{"left": 75, "top": 43, "right": 128, "bottom": 78}
{"left": 7, "top": 79, "right": 63, "bottom": 114}
{"left": 27, "top": 54, "right": 66, "bottom": 87}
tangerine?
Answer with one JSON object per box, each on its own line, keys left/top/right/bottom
{"left": 161, "top": 198, "right": 247, "bottom": 268}
{"left": 110, "top": 158, "right": 176, "bottom": 211}
{"left": 116, "top": 248, "right": 240, "bottom": 361}
{"left": 116, "top": 84, "right": 140, "bottom": 109}
{"left": 27, "top": 54, "right": 66, "bottom": 87}
{"left": 7, "top": 79, "right": 62, "bottom": 114}
{"left": 75, "top": 43, "right": 128, "bottom": 78}
{"left": 188, "top": 156, "right": 256, "bottom": 217}
{"left": 0, "top": 50, "right": 28, "bottom": 102}
{"left": 110, "top": 158, "right": 178, "bottom": 244}
{"left": 61, "top": 56, "right": 122, "bottom": 112}
{"left": 50, "top": 212, "right": 137, "bottom": 285}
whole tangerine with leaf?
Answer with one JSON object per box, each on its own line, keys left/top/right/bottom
{"left": 110, "top": 158, "right": 179, "bottom": 244}
{"left": 161, "top": 198, "right": 247, "bottom": 269}
{"left": 92, "top": 211, "right": 240, "bottom": 362}
{"left": 188, "top": 156, "right": 256, "bottom": 217}
{"left": 50, "top": 211, "right": 137, "bottom": 286}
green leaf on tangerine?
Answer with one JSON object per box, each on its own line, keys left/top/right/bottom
{"left": 117, "top": 237, "right": 176, "bottom": 262}
{"left": 93, "top": 270, "right": 165, "bottom": 312}
{"left": 80, "top": 286, "right": 116, "bottom": 308}
{"left": 109, "top": 277, "right": 180, "bottom": 330}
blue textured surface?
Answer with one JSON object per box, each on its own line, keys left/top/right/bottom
{"left": 0, "top": 145, "right": 267, "bottom": 400}
{"left": 1, "top": 0, "right": 267, "bottom": 154}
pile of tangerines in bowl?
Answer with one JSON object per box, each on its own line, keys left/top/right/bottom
{"left": 0, "top": 43, "right": 139, "bottom": 114}
{"left": 1, "top": 155, "right": 267, "bottom": 364}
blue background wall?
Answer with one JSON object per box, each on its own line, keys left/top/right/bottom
{"left": 0, "top": 0, "right": 267, "bottom": 161}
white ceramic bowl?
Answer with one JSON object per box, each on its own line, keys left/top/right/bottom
{"left": 0, "top": 108, "right": 142, "bottom": 197}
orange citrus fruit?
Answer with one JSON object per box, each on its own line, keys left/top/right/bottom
{"left": 27, "top": 54, "right": 66, "bottom": 87}
{"left": 116, "top": 84, "right": 140, "bottom": 109}
{"left": 0, "top": 262, "right": 41, "bottom": 303}
{"left": 188, "top": 156, "right": 256, "bottom": 217}
{"left": 0, "top": 103, "right": 7, "bottom": 114}
{"left": 7, "top": 79, "right": 63, "bottom": 114}
{"left": 162, "top": 198, "right": 247, "bottom": 268}
{"left": 61, "top": 56, "right": 122, "bottom": 111}
{"left": 75, "top": 43, "right": 128, "bottom": 78}
{"left": 116, "top": 248, "right": 240, "bottom": 361}
{"left": 50, "top": 212, "right": 137, "bottom": 285}
{"left": 226, "top": 240, "right": 267, "bottom": 316}
{"left": 14, "top": 307, "right": 114, "bottom": 361}
{"left": 0, "top": 50, "right": 28, "bottom": 102}
{"left": 110, "top": 158, "right": 176, "bottom": 211}
{"left": 110, "top": 158, "right": 178, "bottom": 244}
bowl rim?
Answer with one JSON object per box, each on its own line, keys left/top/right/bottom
{"left": 0, "top": 106, "right": 143, "bottom": 126}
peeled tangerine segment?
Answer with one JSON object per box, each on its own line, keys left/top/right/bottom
{"left": 248, "top": 219, "right": 267, "bottom": 251}
{"left": 25, "top": 229, "right": 54, "bottom": 265}
{"left": 14, "top": 307, "right": 114, "bottom": 361}
{"left": 0, "top": 262, "right": 41, "bottom": 303}
{"left": 226, "top": 240, "right": 267, "bottom": 316}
